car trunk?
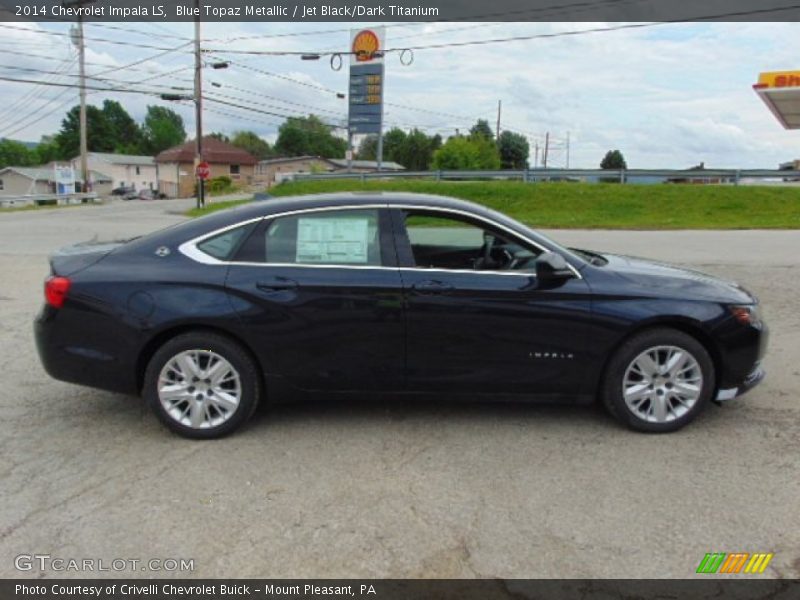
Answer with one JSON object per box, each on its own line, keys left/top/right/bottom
{"left": 49, "top": 240, "right": 129, "bottom": 276}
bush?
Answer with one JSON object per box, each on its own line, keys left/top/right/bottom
{"left": 206, "top": 176, "right": 234, "bottom": 194}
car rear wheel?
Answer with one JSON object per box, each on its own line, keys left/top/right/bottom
{"left": 602, "top": 328, "right": 714, "bottom": 432}
{"left": 144, "top": 332, "right": 261, "bottom": 439}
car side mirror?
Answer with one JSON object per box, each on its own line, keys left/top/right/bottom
{"left": 535, "top": 252, "right": 574, "bottom": 280}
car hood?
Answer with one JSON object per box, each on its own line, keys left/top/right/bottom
{"left": 598, "top": 252, "right": 755, "bottom": 304}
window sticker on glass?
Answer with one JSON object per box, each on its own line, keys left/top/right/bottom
{"left": 296, "top": 217, "right": 370, "bottom": 264}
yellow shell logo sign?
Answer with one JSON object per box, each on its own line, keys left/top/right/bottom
{"left": 352, "top": 29, "right": 380, "bottom": 62}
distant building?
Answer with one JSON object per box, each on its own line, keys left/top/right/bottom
{"left": 254, "top": 156, "right": 336, "bottom": 187}
{"left": 71, "top": 152, "right": 157, "bottom": 192}
{"left": 328, "top": 158, "right": 406, "bottom": 173}
{"left": 0, "top": 165, "right": 112, "bottom": 197}
{"left": 254, "top": 156, "right": 406, "bottom": 188}
{"left": 667, "top": 162, "right": 733, "bottom": 185}
{"left": 779, "top": 159, "right": 800, "bottom": 170}
{"left": 155, "top": 137, "right": 257, "bottom": 198}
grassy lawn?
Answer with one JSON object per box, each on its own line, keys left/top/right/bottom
{"left": 186, "top": 180, "right": 800, "bottom": 229}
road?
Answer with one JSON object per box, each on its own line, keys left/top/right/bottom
{"left": 0, "top": 199, "right": 798, "bottom": 579}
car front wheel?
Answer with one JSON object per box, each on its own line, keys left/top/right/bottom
{"left": 144, "top": 332, "right": 261, "bottom": 439}
{"left": 602, "top": 328, "right": 714, "bottom": 433}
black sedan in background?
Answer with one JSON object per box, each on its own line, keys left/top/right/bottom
{"left": 35, "top": 193, "right": 767, "bottom": 438}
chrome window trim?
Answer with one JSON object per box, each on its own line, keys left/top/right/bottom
{"left": 178, "top": 203, "right": 582, "bottom": 279}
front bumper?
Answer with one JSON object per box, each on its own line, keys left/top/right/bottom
{"left": 715, "top": 362, "right": 766, "bottom": 403}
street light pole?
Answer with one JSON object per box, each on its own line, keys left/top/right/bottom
{"left": 193, "top": 0, "right": 204, "bottom": 209}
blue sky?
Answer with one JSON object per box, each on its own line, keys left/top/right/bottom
{"left": 0, "top": 21, "right": 797, "bottom": 168}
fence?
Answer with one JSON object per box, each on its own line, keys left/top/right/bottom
{"left": 291, "top": 168, "right": 800, "bottom": 185}
{"left": 0, "top": 193, "right": 101, "bottom": 210}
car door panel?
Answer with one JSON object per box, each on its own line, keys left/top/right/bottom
{"left": 391, "top": 208, "right": 593, "bottom": 396}
{"left": 224, "top": 207, "right": 405, "bottom": 392}
{"left": 401, "top": 269, "right": 591, "bottom": 394}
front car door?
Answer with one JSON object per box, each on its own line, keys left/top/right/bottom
{"left": 392, "top": 207, "right": 593, "bottom": 398}
{"left": 222, "top": 205, "right": 405, "bottom": 392}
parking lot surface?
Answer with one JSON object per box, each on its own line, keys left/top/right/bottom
{"left": 1, "top": 200, "right": 798, "bottom": 578}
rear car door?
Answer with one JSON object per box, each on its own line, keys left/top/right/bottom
{"left": 223, "top": 206, "right": 405, "bottom": 392}
{"left": 392, "top": 208, "right": 592, "bottom": 396}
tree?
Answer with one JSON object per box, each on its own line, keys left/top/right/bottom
{"left": 231, "top": 130, "right": 272, "bottom": 160}
{"left": 55, "top": 105, "right": 116, "bottom": 158}
{"left": 470, "top": 119, "right": 494, "bottom": 140}
{"left": 33, "top": 136, "right": 61, "bottom": 164}
{"left": 359, "top": 128, "right": 440, "bottom": 170}
{"left": 101, "top": 100, "right": 141, "bottom": 154}
{"left": 393, "top": 128, "right": 438, "bottom": 171}
{"left": 381, "top": 128, "right": 407, "bottom": 162}
{"left": 601, "top": 149, "right": 627, "bottom": 170}
{"left": 498, "top": 131, "right": 529, "bottom": 169}
{"left": 141, "top": 105, "right": 186, "bottom": 155}
{"left": 357, "top": 135, "right": 378, "bottom": 161}
{"left": 274, "top": 115, "right": 346, "bottom": 158}
{"left": 208, "top": 132, "right": 230, "bottom": 143}
{"left": 0, "top": 139, "right": 36, "bottom": 169}
{"left": 431, "top": 135, "right": 501, "bottom": 170}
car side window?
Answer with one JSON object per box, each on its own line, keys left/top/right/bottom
{"left": 264, "top": 209, "right": 383, "bottom": 266}
{"left": 402, "top": 211, "right": 539, "bottom": 272}
{"left": 196, "top": 224, "right": 251, "bottom": 260}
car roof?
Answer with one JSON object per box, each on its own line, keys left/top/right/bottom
{"left": 124, "top": 192, "right": 493, "bottom": 250}
{"left": 251, "top": 191, "right": 490, "bottom": 217}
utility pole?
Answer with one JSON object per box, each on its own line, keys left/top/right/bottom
{"left": 193, "top": 0, "right": 204, "bottom": 209}
{"left": 566, "top": 131, "right": 571, "bottom": 169}
{"left": 77, "top": 18, "right": 87, "bottom": 192}
{"left": 534, "top": 142, "right": 539, "bottom": 168}
{"left": 496, "top": 99, "right": 502, "bottom": 141}
{"left": 543, "top": 132, "right": 550, "bottom": 169}
{"left": 65, "top": 0, "right": 93, "bottom": 193}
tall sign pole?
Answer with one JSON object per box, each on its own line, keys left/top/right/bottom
{"left": 194, "top": 0, "right": 204, "bottom": 209}
{"left": 348, "top": 28, "right": 385, "bottom": 171}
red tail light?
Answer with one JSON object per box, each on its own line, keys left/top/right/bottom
{"left": 44, "top": 276, "right": 71, "bottom": 308}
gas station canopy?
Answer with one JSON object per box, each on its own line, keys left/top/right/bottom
{"left": 754, "top": 71, "right": 800, "bottom": 129}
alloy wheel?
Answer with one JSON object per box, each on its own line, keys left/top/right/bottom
{"left": 622, "top": 345, "right": 703, "bottom": 423}
{"left": 157, "top": 350, "right": 242, "bottom": 429}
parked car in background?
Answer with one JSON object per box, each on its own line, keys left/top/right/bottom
{"left": 111, "top": 185, "right": 136, "bottom": 197}
{"left": 34, "top": 193, "right": 767, "bottom": 438}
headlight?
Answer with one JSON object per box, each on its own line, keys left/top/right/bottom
{"left": 729, "top": 304, "right": 763, "bottom": 327}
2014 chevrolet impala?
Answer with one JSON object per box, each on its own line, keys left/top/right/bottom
{"left": 34, "top": 193, "right": 767, "bottom": 438}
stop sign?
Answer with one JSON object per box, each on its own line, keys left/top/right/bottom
{"left": 196, "top": 161, "right": 211, "bottom": 180}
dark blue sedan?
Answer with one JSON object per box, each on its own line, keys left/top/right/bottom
{"left": 35, "top": 193, "right": 767, "bottom": 438}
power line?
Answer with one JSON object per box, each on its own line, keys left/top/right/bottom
{"left": 0, "top": 23, "right": 194, "bottom": 53}
{"left": 0, "top": 57, "right": 76, "bottom": 125}
{"left": 0, "top": 75, "right": 190, "bottom": 96}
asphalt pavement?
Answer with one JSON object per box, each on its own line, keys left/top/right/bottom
{"left": 0, "top": 198, "right": 798, "bottom": 579}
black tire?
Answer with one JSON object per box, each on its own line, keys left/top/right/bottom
{"left": 143, "top": 332, "right": 261, "bottom": 439}
{"left": 601, "top": 328, "right": 714, "bottom": 433}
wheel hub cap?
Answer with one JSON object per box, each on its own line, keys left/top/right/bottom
{"left": 157, "top": 350, "right": 242, "bottom": 429}
{"left": 622, "top": 345, "right": 703, "bottom": 424}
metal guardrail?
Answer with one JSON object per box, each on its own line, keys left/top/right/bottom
{"left": 292, "top": 168, "right": 800, "bottom": 184}
{"left": 0, "top": 193, "right": 100, "bottom": 209}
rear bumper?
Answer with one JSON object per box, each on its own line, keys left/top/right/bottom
{"left": 34, "top": 306, "right": 138, "bottom": 395}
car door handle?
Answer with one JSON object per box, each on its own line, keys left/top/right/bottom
{"left": 256, "top": 277, "right": 298, "bottom": 292}
{"left": 411, "top": 280, "right": 454, "bottom": 295}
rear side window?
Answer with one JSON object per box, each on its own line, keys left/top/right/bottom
{"left": 197, "top": 224, "right": 251, "bottom": 260}
{"left": 265, "top": 209, "right": 382, "bottom": 266}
